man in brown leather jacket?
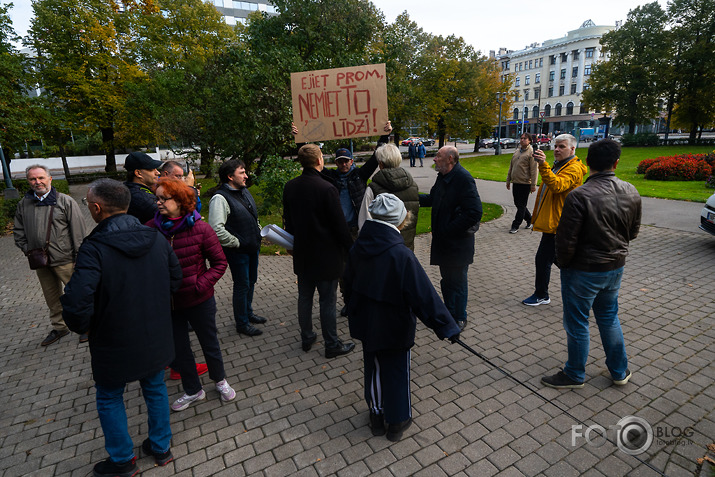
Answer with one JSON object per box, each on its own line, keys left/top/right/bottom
{"left": 542, "top": 139, "right": 641, "bottom": 389}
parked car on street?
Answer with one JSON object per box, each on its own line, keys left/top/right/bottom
{"left": 401, "top": 137, "right": 420, "bottom": 146}
{"left": 421, "top": 138, "right": 435, "bottom": 146}
{"left": 699, "top": 192, "right": 715, "bottom": 236}
{"left": 479, "top": 138, "right": 497, "bottom": 149}
{"left": 452, "top": 138, "right": 469, "bottom": 144}
{"left": 499, "top": 138, "right": 518, "bottom": 149}
{"left": 536, "top": 134, "right": 550, "bottom": 144}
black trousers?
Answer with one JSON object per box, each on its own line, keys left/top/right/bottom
{"left": 534, "top": 233, "right": 556, "bottom": 299}
{"left": 511, "top": 183, "right": 532, "bottom": 229}
{"left": 364, "top": 349, "right": 412, "bottom": 425}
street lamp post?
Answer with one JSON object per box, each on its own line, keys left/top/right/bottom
{"left": 495, "top": 91, "right": 506, "bottom": 155}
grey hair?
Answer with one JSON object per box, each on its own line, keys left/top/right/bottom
{"left": 25, "top": 164, "right": 51, "bottom": 176}
{"left": 375, "top": 143, "right": 402, "bottom": 168}
{"left": 554, "top": 134, "right": 577, "bottom": 148}
{"left": 88, "top": 178, "right": 131, "bottom": 212}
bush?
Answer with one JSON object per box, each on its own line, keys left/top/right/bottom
{"left": 643, "top": 155, "right": 712, "bottom": 181}
{"left": 636, "top": 158, "right": 660, "bottom": 174}
{"left": 621, "top": 133, "right": 659, "bottom": 147}
{"left": 254, "top": 155, "right": 302, "bottom": 214}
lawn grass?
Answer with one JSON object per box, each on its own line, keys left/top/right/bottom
{"left": 460, "top": 145, "right": 715, "bottom": 202}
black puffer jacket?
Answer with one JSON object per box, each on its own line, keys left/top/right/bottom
{"left": 61, "top": 214, "right": 182, "bottom": 387}
{"left": 368, "top": 168, "right": 419, "bottom": 250}
{"left": 556, "top": 172, "right": 641, "bottom": 271}
{"left": 125, "top": 181, "right": 158, "bottom": 224}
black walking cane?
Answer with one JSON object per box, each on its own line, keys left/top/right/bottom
{"left": 453, "top": 339, "right": 669, "bottom": 477}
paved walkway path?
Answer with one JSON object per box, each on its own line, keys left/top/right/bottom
{"left": 0, "top": 177, "right": 712, "bottom": 476}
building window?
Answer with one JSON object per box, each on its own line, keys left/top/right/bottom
{"left": 583, "top": 83, "right": 590, "bottom": 91}
{"left": 529, "top": 60, "right": 533, "bottom": 69}
{"left": 513, "top": 108, "right": 519, "bottom": 120}
{"left": 519, "top": 62, "right": 523, "bottom": 71}
{"left": 549, "top": 71, "right": 555, "bottom": 81}
{"left": 514, "top": 92, "right": 519, "bottom": 101}
{"left": 566, "top": 102, "right": 574, "bottom": 115}
{"left": 525, "top": 90, "right": 529, "bottom": 100}
{"left": 535, "top": 73, "right": 541, "bottom": 83}
{"left": 570, "top": 83, "right": 577, "bottom": 94}
{"left": 524, "top": 108, "right": 529, "bottom": 119}
{"left": 525, "top": 75, "right": 530, "bottom": 85}
{"left": 560, "top": 69, "right": 566, "bottom": 79}
{"left": 559, "top": 85, "right": 565, "bottom": 95}
{"left": 561, "top": 53, "right": 567, "bottom": 62}
{"left": 585, "top": 48, "right": 595, "bottom": 58}
{"left": 224, "top": 15, "right": 236, "bottom": 24}
{"left": 534, "top": 88, "right": 540, "bottom": 99}
{"left": 572, "top": 67, "right": 578, "bottom": 77}
{"left": 550, "top": 55, "right": 556, "bottom": 65}
{"left": 584, "top": 64, "right": 591, "bottom": 75}
{"left": 515, "top": 77, "right": 520, "bottom": 86}
{"left": 548, "top": 87, "right": 554, "bottom": 97}
{"left": 539, "top": 58, "right": 543, "bottom": 67}
{"left": 580, "top": 103, "right": 588, "bottom": 114}
{"left": 533, "top": 105, "right": 539, "bottom": 118}
{"left": 215, "top": 0, "right": 224, "bottom": 6}
{"left": 544, "top": 104, "right": 551, "bottom": 117}
{"left": 555, "top": 103, "right": 562, "bottom": 116}
{"left": 572, "top": 49, "right": 579, "bottom": 60}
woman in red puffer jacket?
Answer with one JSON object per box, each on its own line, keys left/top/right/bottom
{"left": 147, "top": 178, "right": 235, "bottom": 412}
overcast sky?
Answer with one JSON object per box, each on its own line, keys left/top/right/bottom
{"left": 6, "top": 0, "right": 668, "bottom": 53}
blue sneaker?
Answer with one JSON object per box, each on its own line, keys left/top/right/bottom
{"left": 522, "top": 294, "right": 551, "bottom": 306}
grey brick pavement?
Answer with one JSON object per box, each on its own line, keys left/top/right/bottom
{"left": 0, "top": 190, "right": 713, "bottom": 476}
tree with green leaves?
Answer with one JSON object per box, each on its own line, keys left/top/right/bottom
{"left": 667, "top": 0, "right": 715, "bottom": 140}
{"left": 0, "top": 3, "right": 33, "bottom": 160}
{"left": 582, "top": 2, "right": 670, "bottom": 134}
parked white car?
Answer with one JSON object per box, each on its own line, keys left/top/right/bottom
{"left": 699, "top": 192, "right": 715, "bottom": 235}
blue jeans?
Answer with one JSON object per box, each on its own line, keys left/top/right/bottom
{"left": 439, "top": 265, "right": 469, "bottom": 322}
{"left": 225, "top": 249, "right": 258, "bottom": 329}
{"left": 95, "top": 369, "right": 171, "bottom": 463}
{"left": 561, "top": 267, "right": 629, "bottom": 383}
{"left": 297, "top": 276, "right": 339, "bottom": 349}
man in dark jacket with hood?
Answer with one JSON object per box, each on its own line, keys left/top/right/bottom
{"left": 61, "top": 179, "right": 182, "bottom": 477}
{"left": 344, "top": 193, "right": 461, "bottom": 442}
{"left": 419, "top": 146, "right": 482, "bottom": 330}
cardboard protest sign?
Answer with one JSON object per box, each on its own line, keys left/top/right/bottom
{"left": 291, "top": 63, "right": 388, "bottom": 143}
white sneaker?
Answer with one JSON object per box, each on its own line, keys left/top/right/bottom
{"left": 216, "top": 379, "right": 236, "bottom": 402}
{"left": 171, "top": 389, "right": 206, "bottom": 411}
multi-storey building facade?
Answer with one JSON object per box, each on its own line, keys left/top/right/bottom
{"left": 211, "top": 0, "right": 277, "bottom": 26}
{"left": 493, "top": 20, "right": 618, "bottom": 139}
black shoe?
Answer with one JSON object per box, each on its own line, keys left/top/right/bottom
{"left": 325, "top": 341, "right": 355, "bottom": 358}
{"left": 340, "top": 305, "right": 348, "bottom": 317}
{"left": 509, "top": 227, "right": 518, "bottom": 234}
{"left": 142, "top": 438, "right": 174, "bottom": 466}
{"left": 41, "top": 329, "right": 70, "bottom": 346}
{"left": 386, "top": 418, "right": 412, "bottom": 442}
{"left": 369, "top": 412, "right": 386, "bottom": 436}
{"left": 236, "top": 324, "right": 263, "bottom": 337}
{"left": 79, "top": 332, "right": 89, "bottom": 343}
{"left": 249, "top": 314, "right": 267, "bottom": 324}
{"left": 93, "top": 457, "right": 138, "bottom": 477}
{"left": 456, "top": 320, "right": 467, "bottom": 330}
{"left": 541, "top": 371, "right": 584, "bottom": 389}
{"left": 302, "top": 334, "right": 317, "bottom": 352}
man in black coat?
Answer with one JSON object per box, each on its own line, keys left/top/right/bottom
{"left": 419, "top": 146, "right": 483, "bottom": 330}
{"left": 61, "top": 179, "right": 182, "bottom": 477}
{"left": 283, "top": 143, "right": 355, "bottom": 358}
{"left": 124, "top": 151, "right": 162, "bottom": 223}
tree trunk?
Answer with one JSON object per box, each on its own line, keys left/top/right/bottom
{"left": 59, "top": 144, "right": 71, "bottom": 180}
{"left": 101, "top": 127, "right": 116, "bottom": 173}
{"left": 628, "top": 121, "right": 636, "bottom": 135}
{"left": 437, "top": 116, "right": 446, "bottom": 148}
{"left": 688, "top": 123, "right": 698, "bottom": 142}
{"left": 473, "top": 135, "right": 481, "bottom": 153}
{"left": 200, "top": 147, "right": 214, "bottom": 179}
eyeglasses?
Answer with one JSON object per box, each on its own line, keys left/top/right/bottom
{"left": 156, "top": 196, "right": 173, "bottom": 203}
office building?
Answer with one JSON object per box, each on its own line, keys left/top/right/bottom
{"left": 211, "top": 0, "right": 277, "bottom": 26}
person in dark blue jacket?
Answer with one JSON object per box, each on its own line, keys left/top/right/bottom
{"left": 344, "top": 193, "right": 461, "bottom": 442}
{"left": 61, "top": 179, "right": 182, "bottom": 477}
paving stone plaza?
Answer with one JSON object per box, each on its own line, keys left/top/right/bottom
{"left": 0, "top": 175, "right": 713, "bottom": 477}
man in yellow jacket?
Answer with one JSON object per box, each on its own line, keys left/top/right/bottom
{"left": 522, "top": 134, "right": 587, "bottom": 306}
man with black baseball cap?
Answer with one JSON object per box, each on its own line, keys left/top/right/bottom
{"left": 124, "top": 151, "right": 162, "bottom": 223}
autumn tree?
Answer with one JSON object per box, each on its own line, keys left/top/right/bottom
{"left": 582, "top": 2, "right": 669, "bottom": 134}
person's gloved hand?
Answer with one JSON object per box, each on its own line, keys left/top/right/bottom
{"left": 448, "top": 333, "right": 460, "bottom": 344}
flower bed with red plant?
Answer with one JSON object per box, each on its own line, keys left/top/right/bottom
{"left": 637, "top": 153, "right": 715, "bottom": 181}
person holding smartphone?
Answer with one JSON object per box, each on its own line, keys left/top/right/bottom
{"left": 505, "top": 133, "right": 538, "bottom": 234}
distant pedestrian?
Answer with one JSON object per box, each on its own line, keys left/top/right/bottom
{"left": 14, "top": 164, "right": 87, "bottom": 346}
{"left": 61, "top": 179, "right": 182, "bottom": 477}
{"left": 542, "top": 139, "right": 641, "bottom": 389}
{"left": 419, "top": 146, "right": 482, "bottom": 330}
{"left": 124, "top": 151, "right": 162, "bottom": 223}
{"left": 209, "top": 159, "right": 266, "bottom": 337}
{"left": 148, "top": 178, "right": 236, "bottom": 411}
{"left": 522, "top": 134, "right": 586, "bottom": 307}
{"left": 408, "top": 140, "right": 416, "bottom": 167}
{"left": 506, "top": 133, "right": 538, "bottom": 233}
{"left": 344, "top": 193, "right": 461, "bottom": 441}
{"left": 416, "top": 140, "right": 426, "bottom": 167}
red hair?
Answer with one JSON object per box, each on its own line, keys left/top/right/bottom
{"left": 156, "top": 177, "right": 196, "bottom": 214}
